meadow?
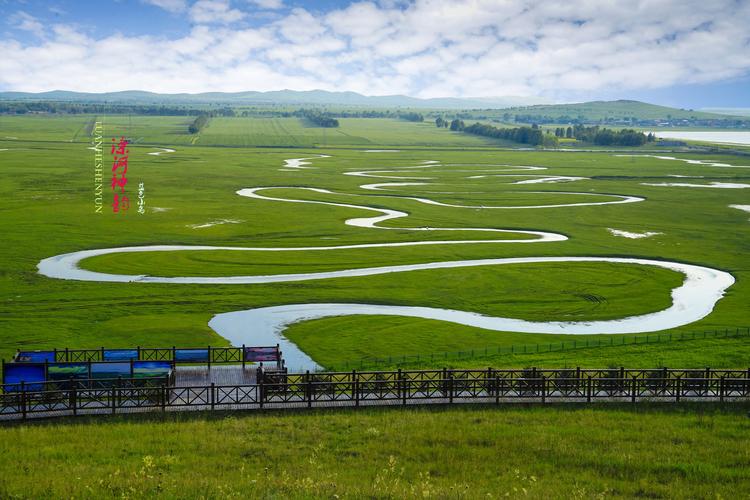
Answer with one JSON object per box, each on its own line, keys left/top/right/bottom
{"left": 1, "top": 403, "right": 750, "bottom": 498}
{"left": 1, "top": 113, "right": 749, "bottom": 496}
{"left": 1, "top": 115, "right": 749, "bottom": 365}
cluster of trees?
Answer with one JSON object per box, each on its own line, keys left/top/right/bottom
{"left": 434, "top": 117, "right": 449, "bottom": 128}
{"left": 553, "top": 127, "right": 574, "bottom": 138}
{"left": 330, "top": 110, "right": 393, "bottom": 118}
{"left": 398, "top": 112, "right": 424, "bottom": 122}
{"left": 509, "top": 112, "right": 750, "bottom": 129}
{"left": 188, "top": 114, "right": 209, "bottom": 134}
{"left": 298, "top": 109, "right": 339, "bottom": 127}
{"left": 0, "top": 101, "right": 235, "bottom": 116}
{"left": 568, "top": 125, "right": 651, "bottom": 146}
{"left": 462, "top": 122, "right": 546, "bottom": 145}
{"left": 550, "top": 125, "right": 653, "bottom": 145}
{"left": 449, "top": 119, "right": 465, "bottom": 131}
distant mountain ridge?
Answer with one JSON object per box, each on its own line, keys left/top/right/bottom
{"left": 0, "top": 89, "right": 551, "bottom": 109}
{"left": 1, "top": 90, "right": 744, "bottom": 122}
{"left": 501, "top": 99, "right": 734, "bottom": 121}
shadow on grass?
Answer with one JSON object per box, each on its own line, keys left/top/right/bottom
{"left": 8, "top": 400, "right": 750, "bottom": 429}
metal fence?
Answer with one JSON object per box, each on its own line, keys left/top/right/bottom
{"left": 9, "top": 344, "right": 282, "bottom": 369}
{"left": 343, "top": 327, "right": 750, "bottom": 370}
{"left": 2, "top": 367, "right": 748, "bottom": 421}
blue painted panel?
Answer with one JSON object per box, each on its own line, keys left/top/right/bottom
{"left": 104, "top": 349, "right": 138, "bottom": 361}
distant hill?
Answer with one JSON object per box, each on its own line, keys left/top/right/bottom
{"left": 1, "top": 90, "right": 745, "bottom": 125}
{"left": 701, "top": 107, "right": 750, "bottom": 117}
{"left": 0, "top": 89, "right": 550, "bottom": 110}
{"left": 503, "top": 100, "right": 736, "bottom": 122}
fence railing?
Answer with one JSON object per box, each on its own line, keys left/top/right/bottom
{"left": 9, "top": 344, "right": 283, "bottom": 368}
{"left": 1, "top": 375, "right": 172, "bottom": 394}
{"left": 2, "top": 367, "right": 748, "bottom": 421}
{"left": 341, "top": 327, "right": 750, "bottom": 370}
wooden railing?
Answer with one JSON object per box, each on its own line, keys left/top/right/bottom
{"left": 1, "top": 367, "right": 748, "bottom": 421}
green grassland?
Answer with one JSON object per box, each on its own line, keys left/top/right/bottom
{"left": 0, "top": 114, "right": 502, "bottom": 148}
{"left": 2, "top": 113, "right": 750, "bottom": 496}
{"left": 1, "top": 404, "right": 749, "bottom": 498}
{"left": 0, "top": 114, "right": 94, "bottom": 142}
{"left": 197, "top": 117, "right": 498, "bottom": 148}
{"left": 0, "top": 118, "right": 749, "bottom": 365}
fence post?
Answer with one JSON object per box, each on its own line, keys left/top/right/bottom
{"left": 161, "top": 384, "right": 166, "bottom": 412}
{"left": 258, "top": 376, "right": 264, "bottom": 409}
{"left": 207, "top": 346, "right": 212, "bottom": 370}
{"left": 719, "top": 376, "right": 725, "bottom": 402}
{"left": 397, "top": 368, "right": 402, "bottom": 401}
{"left": 586, "top": 376, "right": 592, "bottom": 403}
{"left": 631, "top": 376, "right": 637, "bottom": 403}
{"left": 675, "top": 376, "right": 681, "bottom": 403}
{"left": 448, "top": 370, "right": 454, "bottom": 403}
{"left": 111, "top": 382, "right": 117, "bottom": 415}
{"left": 353, "top": 370, "right": 359, "bottom": 408}
{"left": 495, "top": 369, "right": 500, "bottom": 404}
{"left": 210, "top": 382, "right": 215, "bottom": 410}
{"left": 401, "top": 369, "right": 407, "bottom": 406}
{"left": 306, "top": 370, "right": 312, "bottom": 408}
{"left": 20, "top": 381, "right": 26, "bottom": 420}
{"left": 541, "top": 376, "right": 546, "bottom": 404}
{"left": 70, "top": 376, "right": 77, "bottom": 416}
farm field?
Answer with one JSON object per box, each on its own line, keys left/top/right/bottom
{"left": 197, "top": 117, "right": 499, "bottom": 147}
{"left": 0, "top": 114, "right": 500, "bottom": 148}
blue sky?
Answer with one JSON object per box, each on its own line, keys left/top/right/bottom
{"left": 1, "top": 0, "right": 749, "bottom": 108}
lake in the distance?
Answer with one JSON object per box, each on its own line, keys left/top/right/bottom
{"left": 652, "top": 131, "right": 750, "bottom": 145}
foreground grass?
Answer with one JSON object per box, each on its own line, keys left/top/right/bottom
{"left": 1, "top": 404, "right": 748, "bottom": 498}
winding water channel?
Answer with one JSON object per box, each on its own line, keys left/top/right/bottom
{"left": 37, "top": 155, "right": 735, "bottom": 370}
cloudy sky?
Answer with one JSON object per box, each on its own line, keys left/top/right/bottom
{"left": 1, "top": 0, "right": 749, "bottom": 107}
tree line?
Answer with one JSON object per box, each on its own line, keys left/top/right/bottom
{"left": 0, "top": 100, "right": 238, "bottom": 116}
{"left": 188, "top": 115, "right": 209, "bottom": 134}
{"left": 399, "top": 112, "right": 424, "bottom": 122}
{"left": 460, "top": 121, "right": 547, "bottom": 146}
{"left": 559, "top": 125, "right": 652, "bottom": 146}
{"left": 297, "top": 109, "right": 339, "bottom": 127}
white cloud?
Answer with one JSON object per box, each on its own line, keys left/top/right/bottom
{"left": 10, "top": 11, "right": 45, "bottom": 38}
{"left": 1, "top": 0, "right": 749, "bottom": 98}
{"left": 189, "top": 0, "right": 245, "bottom": 24}
{"left": 247, "top": 0, "right": 285, "bottom": 9}
{"left": 141, "top": 0, "right": 187, "bottom": 13}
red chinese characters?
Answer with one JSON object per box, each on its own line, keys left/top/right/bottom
{"left": 111, "top": 137, "right": 129, "bottom": 212}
